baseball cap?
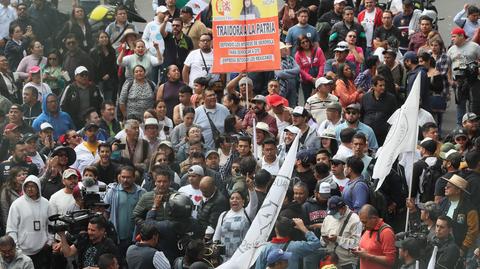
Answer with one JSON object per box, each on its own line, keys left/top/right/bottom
{"left": 180, "top": 6, "right": 193, "bottom": 14}
{"left": 346, "top": 103, "right": 361, "bottom": 111}
{"left": 252, "top": 95, "right": 266, "bottom": 103}
{"left": 292, "top": 106, "right": 309, "bottom": 117}
{"left": 279, "top": 42, "right": 292, "bottom": 50}
{"left": 156, "top": 5, "right": 168, "bottom": 14}
{"left": 266, "top": 94, "right": 285, "bottom": 107}
{"left": 267, "top": 249, "right": 292, "bottom": 266}
{"left": 29, "top": 66, "right": 41, "bottom": 74}
{"left": 206, "top": 150, "right": 219, "bottom": 158}
{"left": 63, "top": 168, "right": 78, "bottom": 179}
{"left": 256, "top": 122, "right": 273, "bottom": 137}
{"left": 188, "top": 165, "right": 204, "bottom": 176}
{"left": 403, "top": 51, "right": 417, "bottom": 62}
{"left": 296, "top": 149, "right": 315, "bottom": 165}
{"left": 159, "top": 140, "right": 173, "bottom": 149}
{"left": 403, "top": 0, "right": 414, "bottom": 6}
{"left": 395, "top": 238, "right": 419, "bottom": 253}
{"left": 4, "top": 123, "right": 18, "bottom": 132}
{"left": 284, "top": 125, "right": 300, "bottom": 134}
{"left": 382, "top": 48, "right": 397, "bottom": 56}
{"left": 22, "top": 133, "right": 38, "bottom": 143}
{"left": 144, "top": 118, "right": 159, "bottom": 127}
{"left": 462, "top": 112, "right": 478, "bottom": 123}
{"left": 326, "top": 102, "right": 342, "bottom": 113}
{"left": 440, "top": 142, "right": 456, "bottom": 153}
{"left": 327, "top": 195, "right": 346, "bottom": 215}
{"left": 334, "top": 0, "right": 346, "bottom": 4}
{"left": 439, "top": 149, "right": 462, "bottom": 161}
{"left": 451, "top": 27, "right": 467, "bottom": 37}
{"left": 331, "top": 155, "right": 347, "bottom": 165}
{"left": 239, "top": 76, "right": 253, "bottom": 86}
{"left": 419, "top": 138, "right": 437, "bottom": 153}
{"left": 334, "top": 41, "right": 349, "bottom": 52}
{"left": 453, "top": 128, "right": 468, "bottom": 139}
{"left": 318, "top": 182, "right": 331, "bottom": 199}
{"left": 315, "top": 77, "right": 334, "bottom": 89}
{"left": 74, "top": 66, "right": 88, "bottom": 76}
{"left": 40, "top": 122, "right": 54, "bottom": 131}
{"left": 320, "top": 128, "right": 336, "bottom": 140}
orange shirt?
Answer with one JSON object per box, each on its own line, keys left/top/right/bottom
{"left": 359, "top": 219, "right": 396, "bottom": 269}
{"left": 334, "top": 79, "right": 363, "bottom": 108}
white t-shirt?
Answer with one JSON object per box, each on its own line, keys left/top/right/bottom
{"left": 184, "top": 49, "right": 219, "bottom": 87}
{"left": 142, "top": 19, "right": 171, "bottom": 56}
{"left": 178, "top": 184, "right": 203, "bottom": 219}
{"left": 332, "top": 175, "right": 349, "bottom": 193}
{"left": 49, "top": 190, "right": 75, "bottom": 215}
{"left": 447, "top": 200, "right": 459, "bottom": 219}
{"left": 363, "top": 10, "right": 376, "bottom": 48}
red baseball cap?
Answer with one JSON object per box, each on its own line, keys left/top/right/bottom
{"left": 4, "top": 123, "right": 19, "bottom": 132}
{"left": 451, "top": 27, "right": 466, "bottom": 37}
{"left": 266, "top": 94, "right": 289, "bottom": 107}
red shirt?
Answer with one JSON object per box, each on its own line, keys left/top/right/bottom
{"left": 359, "top": 219, "right": 396, "bottom": 269}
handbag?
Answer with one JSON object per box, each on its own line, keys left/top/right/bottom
{"left": 308, "top": 48, "right": 319, "bottom": 78}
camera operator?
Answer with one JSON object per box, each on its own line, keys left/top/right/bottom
{"left": 447, "top": 27, "right": 480, "bottom": 124}
{"left": 58, "top": 215, "right": 120, "bottom": 269}
{"left": 405, "top": 200, "right": 439, "bottom": 242}
{"left": 145, "top": 192, "right": 202, "bottom": 265}
{"left": 433, "top": 215, "right": 461, "bottom": 269}
{"left": 173, "top": 239, "right": 206, "bottom": 269}
{"left": 396, "top": 238, "right": 424, "bottom": 269}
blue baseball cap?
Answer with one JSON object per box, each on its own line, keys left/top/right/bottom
{"left": 267, "top": 249, "right": 292, "bottom": 265}
{"left": 403, "top": 51, "right": 417, "bottom": 62}
{"left": 327, "top": 195, "right": 346, "bottom": 215}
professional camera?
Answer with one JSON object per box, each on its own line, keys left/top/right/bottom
{"left": 454, "top": 61, "right": 479, "bottom": 79}
{"left": 81, "top": 177, "right": 107, "bottom": 209}
{"left": 48, "top": 210, "right": 102, "bottom": 235}
{"left": 203, "top": 242, "right": 225, "bottom": 267}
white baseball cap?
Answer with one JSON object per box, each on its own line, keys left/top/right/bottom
{"left": 334, "top": 0, "right": 347, "bottom": 4}
{"left": 40, "top": 122, "right": 53, "bottom": 131}
{"left": 74, "top": 66, "right": 88, "bottom": 76}
{"left": 315, "top": 77, "right": 334, "bottom": 88}
{"left": 156, "top": 5, "right": 168, "bottom": 14}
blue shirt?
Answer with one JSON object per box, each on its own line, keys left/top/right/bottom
{"left": 342, "top": 177, "right": 369, "bottom": 212}
{"left": 193, "top": 104, "right": 230, "bottom": 150}
{"left": 117, "top": 187, "right": 138, "bottom": 240}
{"left": 285, "top": 24, "right": 319, "bottom": 55}
{"left": 335, "top": 121, "right": 379, "bottom": 150}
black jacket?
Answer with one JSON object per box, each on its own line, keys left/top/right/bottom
{"left": 360, "top": 91, "right": 398, "bottom": 145}
{"left": 435, "top": 235, "right": 460, "bottom": 269}
{"left": 62, "top": 48, "right": 96, "bottom": 82}
{"left": 22, "top": 102, "right": 42, "bottom": 127}
{"left": 197, "top": 190, "right": 228, "bottom": 236}
{"left": 405, "top": 65, "right": 430, "bottom": 111}
{"left": 56, "top": 20, "right": 93, "bottom": 52}
{"left": 439, "top": 197, "right": 478, "bottom": 250}
{"left": 59, "top": 82, "right": 103, "bottom": 127}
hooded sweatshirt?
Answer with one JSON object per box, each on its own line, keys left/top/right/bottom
{"left": 32, "top": 93, "right": 76, "bottom": 139}
{"left": 6, "top": 175, "right": 52, "bottom": 255}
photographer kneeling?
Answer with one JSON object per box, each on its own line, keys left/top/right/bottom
{"left": 58, "top": 215, "right": 120, "bottom": 268}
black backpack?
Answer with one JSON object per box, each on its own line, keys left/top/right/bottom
{"left": 351, "top": 178, "right": 388, "bottom": 218}
{"left": 419, "top": 158, "right": 443, "bottom": 203}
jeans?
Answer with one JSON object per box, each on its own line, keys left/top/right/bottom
{"left": 456, "top": 98, "right": 467, "bottom": 126}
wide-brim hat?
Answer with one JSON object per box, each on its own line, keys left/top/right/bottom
{"left": 120, "top": 28, "right": 140, "bottom": 43}
{"left": 443, "top": 174, "right": 470, "bottom": 194}
{"left": 52, "top": 146, "right": 76, "bottom": 166}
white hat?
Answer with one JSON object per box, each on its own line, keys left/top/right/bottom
{"left": 144, "top": 118, "right": 159, "bottom": 127}
{"left": 156, "top": 5, "right": 168, "bottom": 14}
{"left": 334, "top": 0, "right": 347, "bottom": 4}
{"left": 334, "top": 41, "right": 349, "bottom": 52}
{"left": 279, "top": 42, "right": 292, "bottom": 50}
{"left": 188, "top": 165, "right": 204, "bottom": 176}
{"left": 284, "top": 125, "right": 300, "bottom": 134}
{"left": 320, "top": 128, "right": 336, "bottom": 139}
{"left": 74, "top": 66, "right": 88, "bottom": 76}
{"left": 40, "top": 122, "right": 53, "bottom": 131}
{"left": 315, "top": 77, "right": 334, "bottom": 88}
{"left": 318, "top": 182, "right": 331, "bottom": 198}
{"left": 256, "top": 122, "right": 273, "bottom": 137}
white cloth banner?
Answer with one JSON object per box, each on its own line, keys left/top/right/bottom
{"left": 427, "top": 246, "right": 438, "bottom": 269}
{"left": 216, "top": 131, "right": 301, "bottom": 269}
{"left": 373, "top": 73, "right": 422, "bottom": 191}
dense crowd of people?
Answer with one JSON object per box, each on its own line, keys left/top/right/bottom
{"left": 0, "top": 0, "right": 480, "bottom": 268}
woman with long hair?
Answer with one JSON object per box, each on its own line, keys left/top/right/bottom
{"left": 119, "top": 65, "right": 156, "bottom": 121}
{"left": 319, "top": 129, "right": 339, "bottom": 156}
{"left": 224, "top": 114, "right": 247, "bottom": 136}
{"left": 295, "top": 34, "right": 326, "bottom": 99}
{"left": 334, "top": 63, "right": 362, "bottom": 108}
{"left": 418, "top": 52, "right": 448, "bottom": 135}
{"left": 90, "top": 31, "right": 118, "bottom": 102}
{"left": 62, "top": 129, "right": 83, "bottom": 149}
{"left": 376, "top": 64, "right": 397, "bottom": 99}
{"left": 56, "top": 5, "right": 93, "bottom": 52}
{"left": 42, "top": 50, "right": 66, "bottom": 96}
{"left": 16, "top": 40, "right": 47, "bottom": 80}
{"left": 0, "top": 167, "right": 27, "bottom": 231}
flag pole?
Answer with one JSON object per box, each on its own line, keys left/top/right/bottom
{"left": 245, "top": 73, "right": 249, "bottom": 109}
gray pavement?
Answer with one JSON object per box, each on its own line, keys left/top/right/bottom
{"left": 57, "top": 0, "right": 473, "bottom": 136}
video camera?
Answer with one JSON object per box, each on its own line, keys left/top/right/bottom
{"left": 81, "top": 177, "right": 107, "bottom": 209}
{"left": 454, "top": 61, "right": 479, "bottom": 80}
{"left": 203, "top": 241, "right": 225, "bottom": 267}
{"left": 48, "top": 210, "right": 102, "bottom": 235}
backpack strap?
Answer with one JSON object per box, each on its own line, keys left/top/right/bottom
{"left": 282, "top": 241, "right": 290, "bottom": 251}
{"left": 338, "top": 211, "right": 354, "bottom": 237}
{"left": 376, "top": 223, "right": 392, "bottom": 242}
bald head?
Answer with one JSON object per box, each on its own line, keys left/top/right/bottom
{"left": 359, "top": 204, "right": 380, "bottom": 230}
{"left": 199, "top": 176, "right": 216, "bottom": 198}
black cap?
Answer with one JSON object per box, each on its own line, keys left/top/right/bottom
{"left": 403, "top": 0, "right": 414, "bottom": 6}
{"left": 180, "top": 6, "right": 193, "bottom": 14}
{"left": 84, "top": 122, "right": 100, "bottom": 131}
{"left": 395, "top": 238, "right": 419, "bottom": 252}
{"left": 106, "top": 136, "right": 121, "bottom": 146}
{"left": 22, "top": 133, "right": 38, "bottom": 143}
{"left": 327, "top": 196, "right": 346, "bottom": 215}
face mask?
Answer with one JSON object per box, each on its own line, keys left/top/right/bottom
{"left": 111, "top": 150, "right": 121, "bottom": 160}
{"left": 333, "top": 212, "right": 342, "bottom": 220}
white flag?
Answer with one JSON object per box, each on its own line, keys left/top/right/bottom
{"left": 427, "top": 246, "right": 438, "bottom": 269}
{"left": 373, "top": 73, "right": 421, "bottom": 191}
{"left": 216, "top": 131, "right": 301, "bottom": 269}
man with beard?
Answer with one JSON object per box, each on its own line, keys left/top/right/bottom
{"left": 58, "top": 216, "right": 119, "bottom": 268}
{"left": 277, "top": 125, "right": 300, "bottom": 161}
{"left": 161, "top": 17, "right": 193, "bottom": 72}
{"left": 292, "top": 106, "right": 319, "bottom": 151}
{"left": 0, "top": 141, "right": 38, "bottom": 184}
{"left": 94, "top": 142, "right": 120, "bottom": 185}
{"left": 0, "top": 235, "right": 34, "bottom": 268}
{"left": 462, "top": 113, "right": 480, "bottom": 141}
{"left": 243, "top": 95, "right": 278, "bottom": 137}
{"left": 183, "top": 33, "right": 222, "bottom": 87}
{"left": 49, "top": 168, "right": 78, "bottom": 217}
{"left": 32, "top": 94, "right": 75, "bottom": 140}
{"left": 40, "top": 145, "right": 76, "bottom": 199}
{"left": 72, "top": 122, "right": 100, "bottom": 174}
{"left": 335, "top": 103, "right": 378, "bottom": 151}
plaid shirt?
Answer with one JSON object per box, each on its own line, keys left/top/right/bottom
{"left": 434, "top": 53, "right": 451, "bottom": 96}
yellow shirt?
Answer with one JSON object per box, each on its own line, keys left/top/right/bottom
{"left": 83, "top": 141, "right": 99, "bottom": 156}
